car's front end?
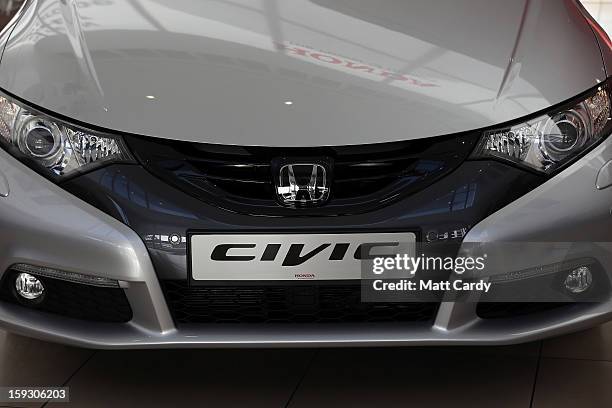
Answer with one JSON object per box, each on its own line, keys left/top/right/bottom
{"left": 0, "top": 0, "right": 611, "bottom": 348}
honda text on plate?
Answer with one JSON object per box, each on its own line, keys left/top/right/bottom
{"left": 0, "top": 0, "right": 612, "bottom": 348}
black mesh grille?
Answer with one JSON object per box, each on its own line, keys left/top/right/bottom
{"left": 161, "top": 281, "right": 438, "bottom": 324}
{"left": 0, "top": 270, "right": 132, "bottom": 323}
{"left": 127, "top": 133, "right": 479, "bottom": 216}
{"left": 476, "top": 303, "right": 573, "bottom": 319}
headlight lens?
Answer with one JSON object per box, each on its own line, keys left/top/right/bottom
{"left": 471, "top": 84, "right": 611, "bottom": 173}
{"left": 0, "top": 94, "right": 133, "bottom": 179}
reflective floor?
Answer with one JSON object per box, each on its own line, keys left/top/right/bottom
{"left": 2, "top": 324, "right": 612, "bottom": 407}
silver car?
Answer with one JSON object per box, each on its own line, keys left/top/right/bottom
{"left": 0, "top": 0, "right": 611, "bottom": 348}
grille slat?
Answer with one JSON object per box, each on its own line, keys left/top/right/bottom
{"left": 186, "top": 174, "right": 270, "bottom": 184}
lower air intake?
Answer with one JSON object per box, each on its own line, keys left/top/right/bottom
{"left": 161, "top": 281, "right": 438, "bottom": 324}
{"left": 476, "top": 303, "right": 574, "bottom": 319}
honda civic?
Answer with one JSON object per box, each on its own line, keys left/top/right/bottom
{"left": 0, "top": 0, "right": 611, "bottom": 347}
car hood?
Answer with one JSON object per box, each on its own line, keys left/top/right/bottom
{"left": 0, "top": 0, "right": 605, "bottom": 146}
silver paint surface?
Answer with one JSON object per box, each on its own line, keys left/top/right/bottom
{"left": 0, "top": 0, "right": 606, "bottom": 146}
{"left": 597, "top": 159, "right": 612, "bottom": 189}
{"left": 0, "top": 171, "right": 8, "bottom": 197}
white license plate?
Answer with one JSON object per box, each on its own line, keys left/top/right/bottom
{"left": 190, "top": 232, "right": 416, "bottom": 281}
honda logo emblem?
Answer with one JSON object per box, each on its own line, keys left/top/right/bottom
{"left": 275, "top": 161, "right": 331, "bottom": 207}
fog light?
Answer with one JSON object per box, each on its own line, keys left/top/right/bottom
{"left": 14, "top": 273, "right": 45, "bottom": 300}
{"left": 564, "top": 266, "right": 593, "bottom": 294}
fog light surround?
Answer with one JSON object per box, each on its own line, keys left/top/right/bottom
{"left": 564, "top": 266, "right": 593, "bottom": 294}
{"left": 14, "top": 273, "right": 45, "bottom": 300}
{"left": 11, "top": 264, "right": 120, "bottom": 288}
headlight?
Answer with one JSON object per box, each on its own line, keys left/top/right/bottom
{"left": 471, "top": 83, "right": 611, "bottom": 173}
{"left": 0, "top": 93, "right": 133, "bottom": 179}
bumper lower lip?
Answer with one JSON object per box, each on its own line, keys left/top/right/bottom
{"left": 0, "top": 135, "right": 612, "bottom": 348}
{"left": 1, "top": 301, "right": 612, "bottom": 349}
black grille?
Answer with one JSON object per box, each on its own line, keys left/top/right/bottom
{"left": 127, "top": 133, "right": 479, "bottom": 216}
{"left": 162, "top": 281, "right": 438, "bottom": 324}
{"left": 476, "top": 303, "right": 573, "bottom": 319}
{"left": 0, "top": 270, "right": 132, "bottom": 323}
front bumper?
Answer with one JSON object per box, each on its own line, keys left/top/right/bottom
{"left": 0, "top": 137, "right": 612, "bottom": 348}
